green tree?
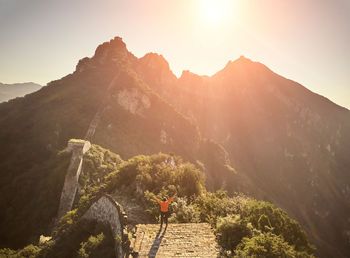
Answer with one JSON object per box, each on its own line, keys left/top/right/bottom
{"left": 244, "top": 200, "right": 314, "bottom": 253}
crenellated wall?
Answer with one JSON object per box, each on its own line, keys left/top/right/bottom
{"left": 56, "top": 139, "right": 91, "bottom": 221}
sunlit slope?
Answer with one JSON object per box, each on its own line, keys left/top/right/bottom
{"left": 137, "top": 54, "right": 350, "bottom": 257}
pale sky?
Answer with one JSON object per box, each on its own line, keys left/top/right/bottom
{"left": 0, "top": 0, "right": 349, "bottom": 108}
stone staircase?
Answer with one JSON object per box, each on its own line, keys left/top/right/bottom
{"left": 130, "top": 223, "right": 219, "bottom": 257}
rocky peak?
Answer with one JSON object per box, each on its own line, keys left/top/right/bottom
{"left": 76, "top": 36, "right": 135, "bottom": 73}
{"left": 214, "top": 55, "right": 272, "bottom": 80}
{"left": 94, "top": 36, "right": 127, "bottom": 58}
{"left": 138, "top": 53, "right": 171, "bottom": 72}
{"left": 136, "top": 52, "right": 177, "bottom": 87}
{"left": 179, "top": 70, "right": 208, "bottom": 87}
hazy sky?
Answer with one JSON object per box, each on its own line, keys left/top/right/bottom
{"left": 1, "top": 0, "right": 349, "bottom": 108}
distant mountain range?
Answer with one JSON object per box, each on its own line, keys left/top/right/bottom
{"left": 0, "top": 37, "right": 349, "bottom": 257}
{"left": 0, "top": 82, "right": 42, "bottom": 102}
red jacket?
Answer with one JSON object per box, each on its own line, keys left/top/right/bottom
{"left": 156, "top": 196, "right": 175, "bottom": 212}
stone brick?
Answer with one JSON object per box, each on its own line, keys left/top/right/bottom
{"left": 130, "top": 223, "right": 219, "bottom": 257}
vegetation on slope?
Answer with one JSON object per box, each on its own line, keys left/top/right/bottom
{"left": 0, "top": 143, "right": 314, "bottom": 257}
{"left": 138, "top": 51, "right": 350, "bottom": 257}
{"left": 0, "top": 150, "right": 71, "bottom": 248}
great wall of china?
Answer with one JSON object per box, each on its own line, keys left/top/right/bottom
{"left": 54, "top": 71, "right": 218, "bottom": 257}
{"left": 54, "top": 139, "right": 219, "bottom": 257}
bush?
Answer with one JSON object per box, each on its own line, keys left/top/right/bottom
{"left": 216, "top": 215, "right": 252, "bottom": 253}
{"left": 194, "top": 191, "right": 246, "bottom": 225}
{"left": 169, "top": 197, "right": 200, "bottom": 223}
{"left": 243, "top": 200, "right": 314, "bottom": 253}
{"left": 78, "top": 233, "right": 106, "bottom": 258}
{"left": 234, "top": 232, "right": 311, "bottom": 258}
{"left": 40, "top": 220, "right": 115, "bottom": 258}
{"left": 0, "top": 244, "right": 41, "bottom": 258}
{"left": 176, "top": 164, "right": 203, "bottom": 197}
{"left": 106, "top": 153, "right": 204, "bottom": 199}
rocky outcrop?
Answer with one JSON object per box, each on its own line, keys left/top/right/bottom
{"left": 117, "top": 88, "right": 151, "bottom": 116}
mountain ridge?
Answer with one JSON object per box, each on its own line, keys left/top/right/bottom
{"left": 0, "top": 82, "right": 42, "bottom": 103}
{"left": 0, "top": 36, "right": 349, "bottom": 257}
{"left": 133, "top": 39, "right": 350, "bottom": 257}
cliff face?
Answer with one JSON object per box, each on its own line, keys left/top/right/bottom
{"left": 137, "top": 55, "right": 350, "bottom": 257}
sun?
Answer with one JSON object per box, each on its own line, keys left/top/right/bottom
{"left": 201, "top": 0, "right": 231, "bottom": 23}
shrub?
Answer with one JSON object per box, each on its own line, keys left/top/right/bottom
{"left": 243, "top": 200, "right": 314, "bottom": 253}
{"left": 216, "top": 215, "right": 252, "bottom": 252}
{"left": 106, "top": 153, "right": 204, "bottom": 199}
{"left": 234, "top": 232, "right": 307, "bottom": 258}
{"left": 176, "top": 164, "right": 203, "bottom": 197}
{"left": 78, "top": 233, "right": 105, "bottom": 258}
{"left": 169, "top": 197, "right": 200, "bottom": 223}
{"left": 0, "top": 244, "right": 41, "bottom": 258}
{"left": 194, "top": 191, "right": 246, "bottom": 225}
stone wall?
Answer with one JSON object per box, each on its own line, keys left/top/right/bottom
{"left": 82, "top": 194, "right": 127, "bottom": 258}
{"left": 56, "top": 140, "right": 91, "bottom": 220}
{"left": 85, "top": 72, "right": 120, "bottom": 141}
{"left": 56, "top": 139, "right": 129, "bottom": 257}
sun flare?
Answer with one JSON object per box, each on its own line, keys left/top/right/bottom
{"left": 201, "top": 0, "right": 231, "bottom": 23}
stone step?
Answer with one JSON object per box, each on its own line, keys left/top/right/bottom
{"left": 130, "top": 223, "right": 219, "bottom": 257}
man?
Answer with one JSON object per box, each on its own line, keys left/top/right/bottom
{"left": 155, "top": 195, "right": 175, "bottom": 227}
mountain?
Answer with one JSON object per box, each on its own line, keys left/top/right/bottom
{"left": 0, "top": 37, "right": 233, "bottom": 249}
{"left": 0, "top": 36, "right": 348, "bottom": 256}
{"left": 0, "top": 82, "right": 42, "bottom": 102}
{"left": 136, "top": 54, "right": 350, "bottom": 257}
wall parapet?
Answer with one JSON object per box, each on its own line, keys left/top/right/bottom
{"left": 55, "top": 140, "right": 130, "bottom": 257}
{"left": 56, "top": 139, "right": 91, "bottom": 221}
{"left": 81, "top": 194, "right": 129, "bottom": 258}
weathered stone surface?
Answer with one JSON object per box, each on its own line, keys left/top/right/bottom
{"left": 67, "top": 139, "right": 91, "bottom": 154}
{"left": 82, "top": 194, "right": 124, "bottom": 257}
{"left": 56, "top": 140, "right": 91, "bottom": 220}
{"left": 131, "top": 223, "right": 219, "bottom": 257}
{"left": 112, "top": 191, "right": 151, "bottom": 225}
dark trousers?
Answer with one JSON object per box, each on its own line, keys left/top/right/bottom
{"left": 160, "top": 211, "right": 169, "bottom": 226}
